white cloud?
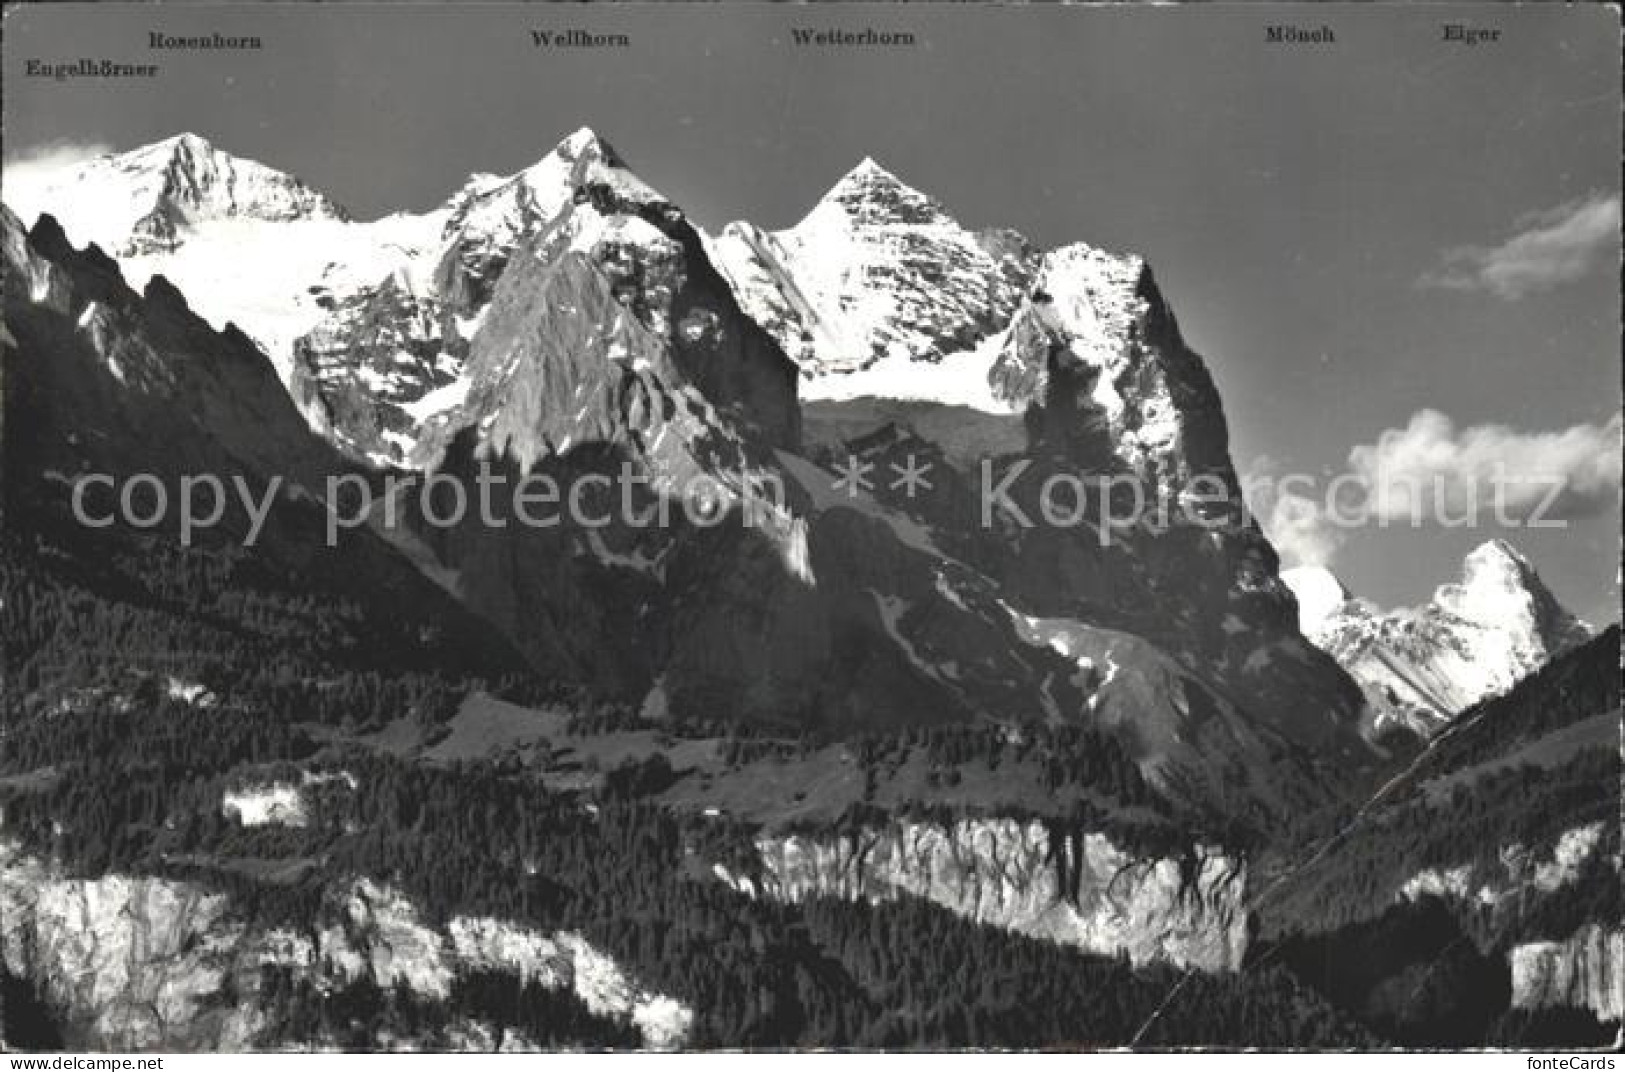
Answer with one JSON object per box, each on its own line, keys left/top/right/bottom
{"left": 1420, "top": 193, "right": 1620, "bottom": 299}
{"left": 1, "top": 139, "right": 111, "bottom": 226}
{"left": 1246, "top": 410, "right": 1621, "bottom": 567}
{"left": 1263, "top": 489, "right": 1344, "bottom": 569}
{"left": 1348, "top": 409, "right": 1622, "bottom": 524}
{"left": 1242, "top": 456, "right": 1346, "bottom": 569}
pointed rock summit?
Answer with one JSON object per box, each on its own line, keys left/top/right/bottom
{"left": 708, "top": 156, "right": 1037, "bottom": 376}
{"left": 1288, "top": 540, "right": 1592, "bottom": 742}
{"left": 556, "top": 124, "right": 618, "bottom": 159}
{"left": 1434, "top": 539, "right": 1579, "bottom": 637}
{"left": 816, "top": 156, "right": 944, "bottom": 224}
{"left": 290, "top": 126, "right": 691, "bottom": 466}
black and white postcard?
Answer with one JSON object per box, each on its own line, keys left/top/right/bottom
{"left": 1, "top": 2, "right": 1620, "bottom": 1056}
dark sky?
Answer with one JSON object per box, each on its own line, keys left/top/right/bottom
{"left": 4, "top": 3, "right": 1620, "bottom": 622}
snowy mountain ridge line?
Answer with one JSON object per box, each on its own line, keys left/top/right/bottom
{"left": 1, "top": 128, "right": 613, "bottom": 385}
{"left": 3, "top": 129, "right": 1177, "bottom": 466}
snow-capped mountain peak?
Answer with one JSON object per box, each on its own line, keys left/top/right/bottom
{"left": 4, "top": 133, "right": 349, "bottom": 256}
{"left": 115, "top": 131, "right": 211, "bottom": 167}
{"left": 440, "top": 127, "right": 666, "bottom": 269}
{"left": 1285, "top": 540, "right": 1592, "bottom": 741}
{"left": 810, "top": 155, "right": 947, "bottom": 227}
{"left": 821, "top": 155, "right": 900, "bottom": 197}
{"left": 1434, "top": 539, "right": 1557, "bottom": 630}
{"left": 709, "top": 157, "right": 1037, "bottom": 378}
{"left": 557, "top": 124, "right": 614, "bottom": 157}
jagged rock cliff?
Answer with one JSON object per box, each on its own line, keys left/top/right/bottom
{"left": 714, "top": 158, "right": 1371, "bottom": 773}
{"left": 1, "top": 204, "right": 339, "bottom": 497}
{"left": 1510, "top": 924, "right": 1624, "bottom": 1023}
{"left": 0, "top": 843, "right": 259, "bottom": 1049}
{"left": 414, "top": 129, "right": 801, "bottom": 472}
{"left": 720, "top": 818, "right": 1248, "bottom": 972}
{"left": 1, "top": 202, "right": 540, "bottom": 682}
{"left": 0, "top": 842, "right": 692, "bottom": 1051}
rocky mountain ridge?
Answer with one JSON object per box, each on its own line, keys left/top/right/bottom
{"left": 1282, "top": 540, "right": 1593, "bottom": 740}
{"left": 1, "top": 130, "right": 1376, "bottom": 827}
{"left": 5, "top": 127, "right": 1615, "bottom": 1050}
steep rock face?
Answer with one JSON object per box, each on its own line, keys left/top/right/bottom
{"left": 991, "top": 245, "right": 1235, "bottom": 500}
{"left": 723, "top": 818, "right": 1248, "bottom": 971}
{"left": 295, "top": 129, "right": 720, "bottom": 465}
{"left": 1510, "top": 924, "right": 1624, "bottom": 1023}
{"left": 716, "top": 161, "right": 1372, "bottom": 775}
{"left": 1, "top": 205, "right": 537, "bottom": 682}
{"left": 416, "top": 136, "right": 801, "bottom": 471}
{"left": 388, "top": 134, "right": 825, "bottom": 704}
{"left": 447, "top": 919, "right": 692, "bottom": 1047}
{"left": 1283, "top": 541, "right": 1593, "bottom": 739}
{"left": 0, "top": 846, "right": 258, "bottom": 1049}
{"left": 288, "top": 272, "right": 469, "bottom": 463}
{"left": 0, "top": 842, "right": 692, "bottom": 1051}
{"left": 1, "top": 206, "right": 339, "bottom": 495}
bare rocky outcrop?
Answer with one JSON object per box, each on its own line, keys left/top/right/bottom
{"left": 724, "top": 817, "right": 1249, "bottom": 972}
{"left": 0, "top": 843, "right": 263, "bottom": 1049}
{"left": 1510, "top": 924, "right": 1624, "bottom": 1023}
{"left": 0, "top": 842, "right": 692, "bottom": 1051}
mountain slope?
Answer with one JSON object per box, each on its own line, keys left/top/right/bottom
{"left": 710, "top": 156, "right": 1373, "bottom": 770}
{"left": 7, "top": 131, "right": 1381, "bottom": 825}
{"left": 1256, "top": 626, "right": 1621, "bottom": 1042}
{"left": 368, "top": 138, "right": 1358, "bottom": 825}
{"left": 1283, "top": 541, "right": 1593, "bottom": 740}
{"left": 1, "top": 203, "right": 540, "bottom": 682}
